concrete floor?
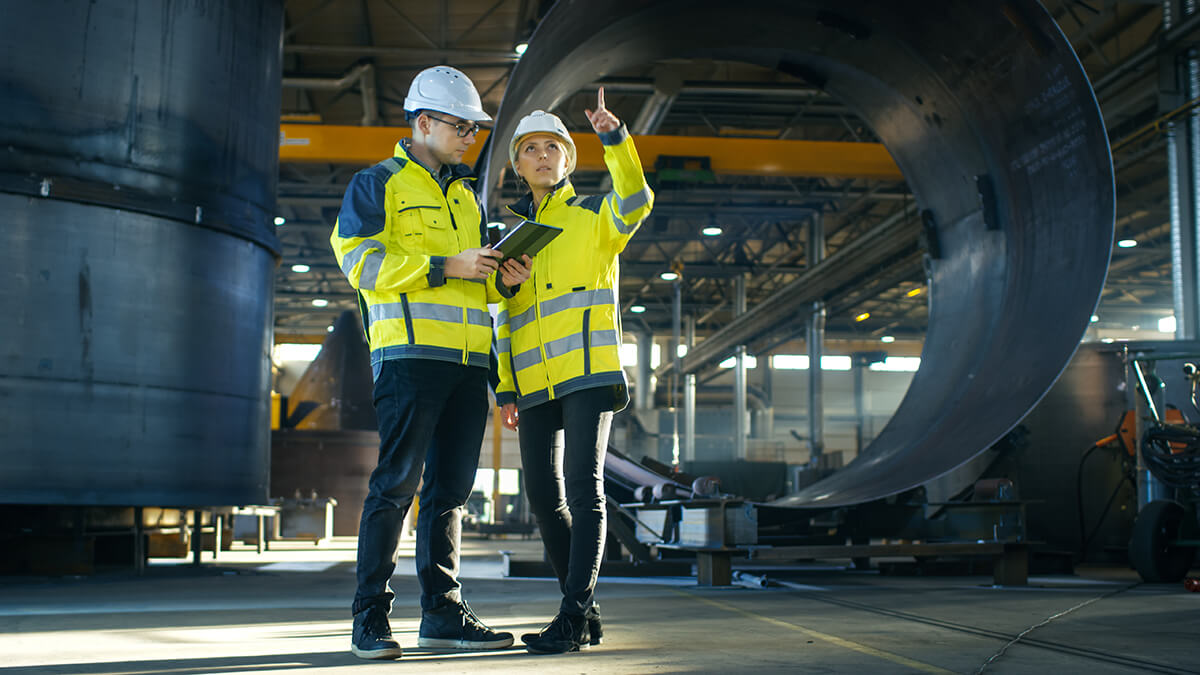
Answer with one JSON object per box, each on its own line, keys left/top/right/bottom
{"left": 1, "top": 536, "right": 1197, "bottom": 674}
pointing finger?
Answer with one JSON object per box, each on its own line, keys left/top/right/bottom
{"left": 598, "top": 86, "right": 605, "bottom": 111}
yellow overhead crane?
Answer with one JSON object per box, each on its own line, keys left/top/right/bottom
{"left": 278, "top": 123, "right": 903, "bottom": 180}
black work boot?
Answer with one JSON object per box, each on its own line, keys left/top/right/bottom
{"left": 418, "top": 601, "right": 514, "bottom": 650}
{"left": 351, "top": 605, "right": 403, "bottom": 660}
{"left": 523, "top": 605, "right": 602, "bottom": 646}
{"left": 523, "top": 612, "right": 589, "bottom": 654}
{"left": 585, "top": 604, "right": 603, "bottom": 645}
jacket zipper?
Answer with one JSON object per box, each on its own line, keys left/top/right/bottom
{"left": 582, "top": 308, "right": 591, "bottom": 375}
{"left": 447, "top": 180, "right": 470, "bottom": 364}
{"left": 533, "top": 193, "right": 555, "bottom": 397}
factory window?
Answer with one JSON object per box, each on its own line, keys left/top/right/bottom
{"left": 620, "top": 342, "right": 662, "bottom": 368}
{"left": 869, "top": 357, "right": 922, "bottom": 372}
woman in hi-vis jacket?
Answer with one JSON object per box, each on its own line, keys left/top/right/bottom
{"left": 494, "top": 88, "right": 653, "bottom": 654}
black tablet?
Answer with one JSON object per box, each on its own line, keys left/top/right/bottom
{"left": 494, "top": 219, "right": 563, "bottom": 263}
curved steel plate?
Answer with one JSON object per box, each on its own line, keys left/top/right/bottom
{"left": 482, "top": 0, "right": 1114, "bottom": 507}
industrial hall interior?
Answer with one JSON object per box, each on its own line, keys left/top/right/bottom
{"left": 3, "top": 0, "right": 1200, "bottom": 673}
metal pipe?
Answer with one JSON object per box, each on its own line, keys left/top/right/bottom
{"left": 592, "top": 78, "right": 826, "bottom": 97}
{"left": 1129, "top": 357, "right": 1170, "bottom": 508}
{"left": 283, "top": 62, "right": 379, "bottom": 126}
{"left": 282, "top": 44, "right": 519, "bottom": 62}
{"left": 631, "top": 92, "right": 677, "bottom": 136}
{"left": 281, "top": 62, "right": 374, "bottom": 90}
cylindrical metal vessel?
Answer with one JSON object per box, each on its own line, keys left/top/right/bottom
{"left": 0, "top": 1, "right": 283, "bottom": 506}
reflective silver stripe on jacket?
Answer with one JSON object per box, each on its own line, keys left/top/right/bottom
{"left": 370, "top": 301, "right": 462, "bottom": 325}
{"left": 512, "top": 346, "right": 542, "bottom": 371}
{"left": 544, "top": 328, "right": 619, "bottom": 360}
{"left": 511, "top": 329, "right": 619, "bottom": 370}
{"left": 340, "top": 239, "right": 387, "bottom": 290}
{"left": 614, "top": 186, "right": 651, "bottom": 216}
{"left": 538, "top": 288, "right": 616, "bottom": 320}
{"left": 611, "top": 187, "right": 651, "bottom": 234}
{"left": 509, "top": 305, "right": 537, "bottom": 331}
{"left": 465, "top": 308, "right": 491, "bottom": 327}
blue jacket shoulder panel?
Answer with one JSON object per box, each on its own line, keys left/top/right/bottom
{"left": 569, "top": 194, "right": 606, "bottom": 214}
{"left": 337, "top": 160, "right": 404, "bottom": 239}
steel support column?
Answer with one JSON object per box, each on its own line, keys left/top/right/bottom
{"left": 636, "top": 329, "right": 654, "bottom": 411}
{"left": 1165, "top": 0, "right": 1200, "bottom": 340}
{"left": 670, "top": 279, "right": 683, "bottom": 465}
{"left": 684, "top": 314, "right": 697, "bottom": 463}
{"left": 733, "top": 275, "right": 748, "bottom": 460}
{"left": 854, "top": 359, "right": 867, "bottom": 454}
{"left": 808, "top": 214, "right": 827, "bottom": 467}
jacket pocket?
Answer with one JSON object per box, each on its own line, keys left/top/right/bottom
{"left": 394, "top": 205, "right": 451, "bottom": 253}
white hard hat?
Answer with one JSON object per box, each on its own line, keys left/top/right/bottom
{"left": 404, "top": 65, "right": 492, "bottom": 122}
{"left": 509, "top": 110, "right": 576, "bottom": 175}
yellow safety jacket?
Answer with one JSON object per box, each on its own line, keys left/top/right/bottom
{"left": 495, "top": 125, "right": 653, "bottom": 411}
{"left": 331, "top": 139, "right": 505, "bottom": 379}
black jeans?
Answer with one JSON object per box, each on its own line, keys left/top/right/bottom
{"left": 353, "top": 358, "right": 488, "bottom": 616}
{"left": 518, "top": 386, "right": 614, "bottom": 617}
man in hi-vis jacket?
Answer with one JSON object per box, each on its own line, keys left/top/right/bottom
{"left": 330, "top": 65, "right": 530, "bottom": 661}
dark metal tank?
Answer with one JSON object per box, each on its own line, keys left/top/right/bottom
{"left": 0, "top": 1, "right": 284, "bottom": 506}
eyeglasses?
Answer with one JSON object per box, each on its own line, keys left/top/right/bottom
{"left": 426, "top": 114, "right": 482, "bottom": 138}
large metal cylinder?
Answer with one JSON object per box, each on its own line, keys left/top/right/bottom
{"left": 484, "top": 0, "right": 1115, "bottom": 507}
{"left": 0, "top": 1, "right": 283, "bottom": 506}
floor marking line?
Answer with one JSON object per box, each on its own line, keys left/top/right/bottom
{"left": 673, "top": 589, "right": 954, "bottom": 674}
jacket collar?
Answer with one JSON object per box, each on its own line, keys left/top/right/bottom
{"left": 507, "top": 178, "right": 574, "bottom": 219}
{"left": 394, "top": 138, "right": 477, "bottom": 186}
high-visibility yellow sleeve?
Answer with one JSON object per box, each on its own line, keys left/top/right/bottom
{"left": 597, "top": 125, "right": 654, "bottom": 253}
